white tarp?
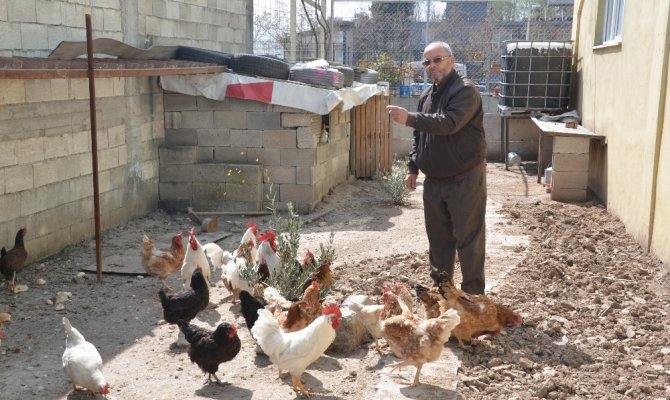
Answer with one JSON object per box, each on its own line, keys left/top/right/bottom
{"left": 160, "top": 72, "right": 384, "bottom": 115}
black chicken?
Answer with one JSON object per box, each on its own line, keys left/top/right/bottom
{"left": 159, "top": 266, "right": 209, "bottom": 347}
{"left": 1, "top": 226, "right": 28, "bottom": 291}
{"left": 239, "top": 290, "right": 266, "bottom": 332}
{"left": 176, "top": 320, "right": 241, "bottom": 385}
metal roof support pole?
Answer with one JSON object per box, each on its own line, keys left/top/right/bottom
{"left": 85, "top": 14, "right": 103, "bottom": 282}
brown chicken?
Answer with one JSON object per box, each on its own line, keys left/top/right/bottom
{"left": 379, "top": 288, "right": 404, "bottom": 321}
{"left": 438, "top": 280, "right": 523, "bottom": 348}
{"left": 381, "top": 300, "right": 460, "bottom": 387}
{"left": 1, "top": 226, "right": 28, "bottom": 291}
{"left": 415, "top": 284, "right": 449, "bottom": 319}
{"left": 141, "top": 232, "right": 186, "bottom": 289}
{"left": 300, "top": 249, "right": 334, "bottom": 294}
{"left": 301, "top": 281, "right": 323, "bottom": 323}
{"left": 391, "top": 282, "right": 414, "bottom": 313}
{"left": 275, "top": 300, "right": 311, "bottom": 332}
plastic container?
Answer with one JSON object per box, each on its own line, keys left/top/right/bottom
{"left": 399, "top": 86, "right": 410, "bottom": 97}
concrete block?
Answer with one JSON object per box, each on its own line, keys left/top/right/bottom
{"left": 103, "top": 8, "right": 122, "bottom": 31}
{"left": 246, "top": 112, "right": 281, "bottom": 130}
{"left": 316, "top": 145, "right": 329, "bottom": 165}
{"left": 159, "top": 146, "right": 196, "bottom": 164}
{"left": 20, "top": 23, "right": 48, "bottom": 50}
{"left": 164, "top": 93, "right": 198, "bottom": 111}
{"left": 296, "top": 166, "right": 314, "bottom": 185}
{"left": 197, "top": 128, "right": 230, "bottom": 146}
{"left": 551, "top": 188, "right": 587, "bottom": 203}
{"left": 8, "top": 0, "right": 36, "bottom": 22}
{"left": 262, "top": 129, "right": 296, "bottom": 149}
{"left": 228, "top": 98, "right": 267, "bottom": 112}
{"left": 193, "top": 163, "right": 229, "bottom": 183}
{"left": 24, "top": 79, "right": 52, "bottom": 103}
{"left": 70, "top": 219, "right": 93, "bottom": 243}
{"left": 297, "top": 126, "right": 318, "bottom": 149}
{"left": 78, "top": 153, "right": 92, "bottom": 175}
{"left": 213, "top": 147, "right": 248, "bottom": 163}
{"left": 0, "top": 79, "right": 26, "bottom": 105}
{"left": 160, "top": 182, "right": 193, "bottom": 200}
{"left": 159, "top": 164, "right": 194, "bottom": 183}
{"left": 224, "top": 182, "right": 262, "bottom": 203}
{"left": 0, "top": 141, "right": 17, "bottom": 168}
{"left": 164, "top": 111, "right": 182, "bottom": 129}
{"left": 281, "top": 113, "right": 316, "bottom": 128}
{"left": 279, "top": 183, "right": 315, "bottom": 205}
{"left": 165, "top": 128, "right": 198, "bottom": 147}
{"left": 344, "top": 110, "right": 350, "bottom": 123}
{"left": 108, "top": 125, "right": 126, "bottom": 147}
{"left": 117, "top": 144, "right": 128, "bottom": 165}
{"left": 180, "top": 111, "right": 214, "bottom": 129}
{"left": 196, "top": 147, "right": 215, "bottom": 163}
{"left": 192, "top": 182, "right": 226, "bottom": 209}
{"left": 222, "top": 164, "right": 262, "bottom": 184}
{"left": 50, "top": 79, "right": 70, "bottom": 101}
{"left": 214, "top": 111, "right": 247, "bottom": 129}
{"left": 246, "top": 148, "right": 280, "bottom": 166}
{"left": 552, "top": 153, "right": 589, "bottom": 172}
{"left": 266, "top": 166, "right": 296, "bottom": 184}
{"left": 95, "top": 78, "right": 116, "bottom": 98}
{"left": 36, "top": 0, "right": 61, "bottom": 24}
{"left": 98, "top": 147, "right": 119, "bottom": 171}
{"left": 16, "top": 137, "right": 45, "bottom": 164}
{"left": 69, "top": 175, "right": 92, "bottom": 200}
{"left": 280, "top": 148, "right": 316, "bottom": 167}
{"left": 271, "top": 104, "right": 304, "bottom": 113}
{"left": 0, "top": 21, "right": 22, "bottom": 50}
{"left": 196, "top": 96, "right": 229, "bottom": 110}
{"left": 552, "top": 171, "right": 588, "bottom": 189}
{"left": 230, "top": 129, "right": 262, "bottom": 148}
{"left": 553, "top": 136, "right": 590, "bottom": 154}
{"left": 0, "top": 193, "right": 21, "bottom": 220}
{"left": 44, "top": 135, "right": 72, "bottom": 159}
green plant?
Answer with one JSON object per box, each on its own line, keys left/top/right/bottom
{"left": 375, "top": 157, "right": 411, "bottom": 206}
{"left": 358, "top": 54, "right": 414, "bottom": 87}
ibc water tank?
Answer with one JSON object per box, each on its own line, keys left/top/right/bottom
{"left": 499, "top": 41, "right": 572, "bottom": 110}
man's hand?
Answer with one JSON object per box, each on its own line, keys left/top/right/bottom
{"left": 405, "top": 173, "right": 418, "bottom": 191}
{"left": 386, "top": 105, "right": 409, "bottom": 125}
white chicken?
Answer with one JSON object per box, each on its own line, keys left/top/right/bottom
{"left": 251, "top": 305, "right": 342, "bottom": 397}
{"left": 348, "top": 302, "right": 384, "bottom": 351}
{"left": 256, "top": 230, "right": 280, "bottom": 280}
{"left": 202, "top": 242, "right": 226, "bottom": 273}
{"left": 61, "top": 317, "right": 110, "bottom": 397}
{"left": 221, "top": 256, "right": 254, "bottom": 303}
{"left": 181, "top": 227, "right": 211, "bottom": 288}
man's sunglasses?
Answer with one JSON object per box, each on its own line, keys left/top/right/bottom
{"left": 422, "top": 55, "right": 448, "bottom": 67}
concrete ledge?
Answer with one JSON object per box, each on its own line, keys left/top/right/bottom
{"left": 551, "top": 188, "right": 587, "bottom": 202}
{"left": 553, "top": 136, "right": 590, "bottom": 154}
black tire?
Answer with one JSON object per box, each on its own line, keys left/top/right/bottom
{"left": 229, "top": 54, "right": 290, "bottom": 80}
{"left": 332, "top": 66, "right": 354, "bottom": 87}
{"left": 175, "top": 46, "right": 233, "bottom": 66}
{"left": 289, "top": 67, "right": 344, "bottom": 90}
{"left": 354, "top": 68, "right": 379, "bottom": 84}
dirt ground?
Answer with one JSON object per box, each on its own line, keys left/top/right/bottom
{"left": 1, "top": 162, "right": 668, "bottom": 400}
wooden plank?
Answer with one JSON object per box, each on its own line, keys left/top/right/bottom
{"left": 0, "top": 66, "right": 226, "bottom": 79}
{"left": 355, "top": 106, "right": 361, "bottom": 177}
{"left": 375, "top": 94, "right": 381, "bottom": 174}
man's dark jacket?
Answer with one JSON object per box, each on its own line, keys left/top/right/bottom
{"left": 406, "top": 70, "right": 486, "bottom": 180}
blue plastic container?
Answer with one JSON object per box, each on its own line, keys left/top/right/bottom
{"left": 399, "top": 86, "right": 410, "bottom": 97}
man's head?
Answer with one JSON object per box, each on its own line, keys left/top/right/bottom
{"left": 423, "top": 41, "right": 455, "bottom": 83}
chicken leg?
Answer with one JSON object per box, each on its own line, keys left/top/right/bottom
{"left": 388, "top": 361, "right": 423, "bottom": 387}
{"left": 206, "top": 373, "right": 230, "bottom": 386}
{"left": 291, "top": 374, "right": 315, "bottom": 397}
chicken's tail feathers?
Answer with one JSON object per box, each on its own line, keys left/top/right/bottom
{"left": 62, "top": 317, "right": 72, "bottom": 331}
{"left": 250, "top": 308, "right": 283, "bottom": 352}
{"left": 62, "top": 317, "right": 85, "bottom": 343}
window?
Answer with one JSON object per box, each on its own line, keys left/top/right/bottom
{"left": 601, "top": 0, "right": 625, "bottom": 44}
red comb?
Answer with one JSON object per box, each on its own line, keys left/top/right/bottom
{"left": 322, "top": 304, "right": 341, "bottom": 318}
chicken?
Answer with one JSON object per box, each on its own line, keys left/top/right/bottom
{"left": 251, "top": 304, "right": 342, "bottom": 397}
{"left": 181, "top": 227, "right": 211, "bottom": 288}
{"left": 159, "top": 266, "right": 210, "bottom": 347}
{"left": 276, "top": 300, "right": 311, "bottom": 332}
{"left": 300, "top": 249, "right": 334, "bottom": 294}
{"left": 256, "top": 230, "right": 279, "bottom": 281}
{"left": 438, "top": 280, "right": 523, "bottom": 348}
{"left": 176, "top": 320, "right": 241, "bottom": 386}
{"left": 301, "top": 281, "right": 323, "bottom": 323}
{"left": 381, "top": 308, "right": 461, "bottom": 387}
{"left": 262, "top": 285, "right": 293, "bottom": 311}
{"left": 379, "top": 287, "right": 405, "bottom": 321}
{"left": 0, "top": 312, "right": 10, "bottom": 347}
{"left": 391, "top": 281, "right": 414, "bottom": 313}
{"left": 221, "top": 256, "right": 254, "bottom": 303}
{"left": 415, "top": 284, "right": 449, "bottom": 319}
{"left": 235, "top": 221, "right": 259, "bottom": 266}
{"left": 61, "top": 317, "right": 110, "bottom": 397}
{"left": 1, "top": 226, "right": 28, "bottom": 291}
{"left": 239, "top": 290, "right": 266, "bottom": 332}
{"left": 348, "top": 301, "right": 384, "bottom": 351}
{"left": 202, "top": 242, "right": 226, "bottom": 273}
{"left": 141, "top": 232, "right": 185, "bottom": 289}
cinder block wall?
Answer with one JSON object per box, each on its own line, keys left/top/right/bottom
{"left": 0, "top": 77, "right": 164, "bottom": 261}
{"left": 160, "top": 93, "right": 351, "bottom": 214}
{"left": 0, "top": 0, "right": 251, "bottom": 57}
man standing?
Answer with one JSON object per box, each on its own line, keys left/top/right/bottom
{"left": 386, "top": 41, "right": 486, "bottom": 294}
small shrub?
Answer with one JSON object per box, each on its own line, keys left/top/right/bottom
{"left": 375, "top": 157, "right": 411, "bottom": 206}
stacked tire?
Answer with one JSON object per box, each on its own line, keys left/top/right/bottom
{"left": 354, "top": 68, "right": 379, "bottom": 84}
{"left": 289, "top": 66, "right": 345, "bottom": 90}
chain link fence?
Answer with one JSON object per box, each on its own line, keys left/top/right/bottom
{"left": 254, "top": 0, "right": 573, "bottom": 95}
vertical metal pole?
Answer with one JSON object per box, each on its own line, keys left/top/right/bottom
{"left": 85, "top": 14, "right": 103, "bottom": 282}
{"left": 423, "top": 0, "right": 432, "bottom": 84}
{"left": 330, "top": 0, "right": 335, "bottom": 61}
{"left": 290, "top": 0, "right": 296, "bottom": 63}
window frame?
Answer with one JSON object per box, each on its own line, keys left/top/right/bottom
{"left": 600, "top": 0, "right": 625, "bottom": 46}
